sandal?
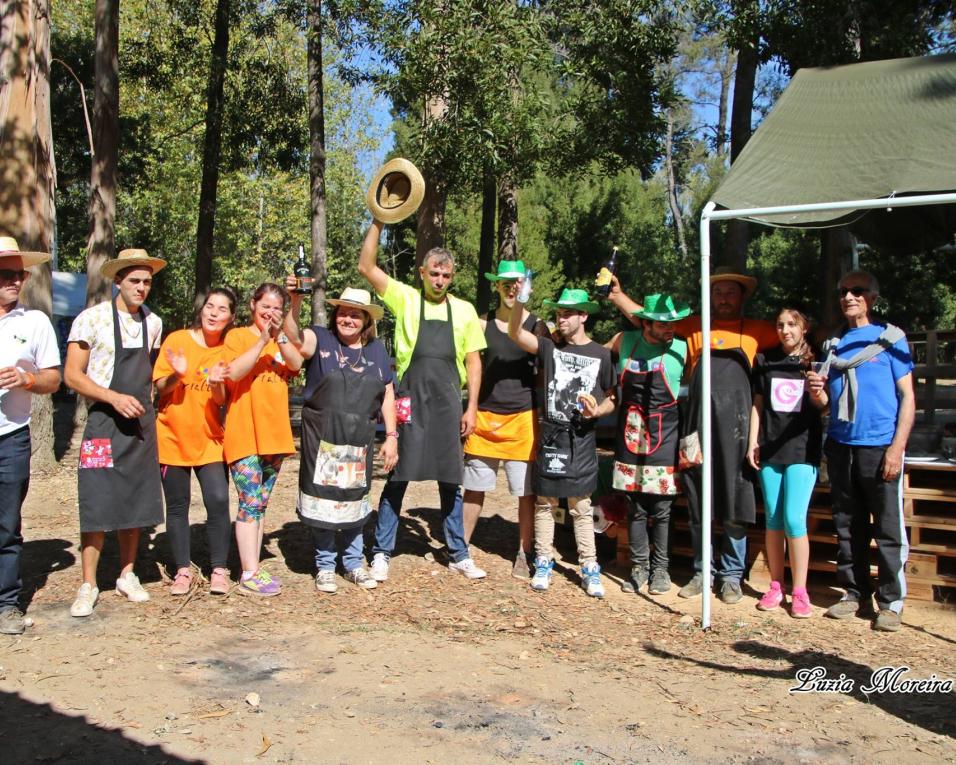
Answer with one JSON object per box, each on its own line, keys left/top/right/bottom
{"left": 170, "top": 569, "right": 193, "bottom": 596}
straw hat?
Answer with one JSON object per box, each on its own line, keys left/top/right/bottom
{"left": 542, "top": 288, "right": 599, "bottom": 314}
{"left": 326, "top": 287, "right": 384, "bottom": 320}
{"left": 710, "top": 266, "right": 757, "bottom": 299}
{"left": 0, "top": 236, "right": 50, "bottom": 267}
{"left": 632, "top": 294, "right": 691, "bottom": 322}
{"left": 485, "top": 260, "right": 527, "bottom": 281}
{"left": 100, "top": 249, "right": 167, "bottom": 280}
{"left": 366, "top": 158, "right": 426, "bottom": 224}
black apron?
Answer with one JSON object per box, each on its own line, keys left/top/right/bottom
{"left": 682, "top": 342, "right": 756, "bottom": 524}
{"left": 392, "top": 296, "right": 463, "bottom": 484}
{"left": 297, "top": 362, "right": 385, "bottom": 529}
{"left": 78, "top": 299, "right": 164, "bottom": 532}
{"left": 613, "top": 345, "right": 680, "bottom": 492}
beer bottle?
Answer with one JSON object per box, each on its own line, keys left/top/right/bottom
{"left": 594, "top": 246, "right": 619, "bottom": 298}
{"left": 516, "top": 269, "right": 533, "bottom": 304}
{"left": 293, "top": 244, "right": 313, "bottom": 294}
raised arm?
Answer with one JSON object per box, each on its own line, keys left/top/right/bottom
{"left": 357, "top": 219, "right": 389, "bottom": 297}
{"left": 606, "top": 274, "right": 642, "bottom": 328}
{"left": 282, "top": 276, "right": 318, "bottom": 359}
{"left": 508, "top": 279, "right": 540, "bottom": 354}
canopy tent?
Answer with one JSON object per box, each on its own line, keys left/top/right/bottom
{"left": 697, "top": 53, "right": 956, "bottom": 629}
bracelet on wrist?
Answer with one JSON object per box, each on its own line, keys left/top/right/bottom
{"left": 23, "top": 372, "right": 36, "bottom": 390}
{"left": 385, "top": 431, "right": 399, "bottom": 439}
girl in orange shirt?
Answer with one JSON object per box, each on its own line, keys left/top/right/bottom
{"left": 154, "top": 288, "right": 235, "bottom": 596}
{"left": 224, "top": 283, "right": 303, "bottom": 596}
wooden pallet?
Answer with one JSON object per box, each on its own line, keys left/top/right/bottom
{"left": 610, "top": 460, "right": 956, "bottom": 607}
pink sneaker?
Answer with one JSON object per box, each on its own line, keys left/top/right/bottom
{"left": 757, "top": 581, "right": 784, "bottom": 611}
{"left": 790, "top": 588, "right": 812, "bottom": 618}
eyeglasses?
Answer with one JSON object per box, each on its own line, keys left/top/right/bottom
{"left": 0, "top": 269, "right": 27, "bottom": 282}
{"left": 837, "top": 286, "right": 870, "bottom": 298}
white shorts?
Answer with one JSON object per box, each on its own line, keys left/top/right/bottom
{"left": 462, "top": 455, "right": 533, "bottom": 496}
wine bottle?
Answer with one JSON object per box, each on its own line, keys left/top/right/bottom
{"left": 594, "top": 246, "right": 620, "bottom": 298}
{"left": 293, "top": 244, "right": 313, "bottom": 294}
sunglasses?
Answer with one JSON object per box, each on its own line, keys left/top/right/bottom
{"left": 0, "top": 269, "right": 27, "bottom": 282}
{"left": 838, "top": 286, "right": 870, "bottom": 298}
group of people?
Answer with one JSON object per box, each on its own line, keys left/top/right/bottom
{"left": 0, "top": 226, "right": 914, "bottom": 635}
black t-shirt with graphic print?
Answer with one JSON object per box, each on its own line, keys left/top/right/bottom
{"left": 753, "top": 346, "right": 822, "bottom": 467}
{"left": 536, "top": 336, "right": 615, "bottom": 426}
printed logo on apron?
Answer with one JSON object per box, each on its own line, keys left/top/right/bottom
{"left": 79, "top": 438, "right": 113, "bottom": 469}
{"left": 313, "top": 441, "right": 368, "bottom": 489}
{"left": 770, "top": 377, "right": 805, "bottom": 413}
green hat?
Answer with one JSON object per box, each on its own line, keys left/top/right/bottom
{"left": 631, "top": 293, "right": 691, "bottom": 322}
{"left": 542, "top": 288, "right": 599, "bottom": 314}
{"left": 485, "top": 260, "right": 527, "bottom": 281}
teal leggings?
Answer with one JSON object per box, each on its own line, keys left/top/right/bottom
{"left": 758, "top": 463, "right": 817, "bottom": 538}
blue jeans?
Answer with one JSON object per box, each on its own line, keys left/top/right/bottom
{"left": 690, "top": 517, "right": 748, "bottom": 584}
{"left": 311, "top": 525, "right": 365, "bottom": 572}
{"left": 0, "top": 426, "right": 31, "bottom": 612}
{"left": 372, "top": 480, "right": 469, "bottom": 563}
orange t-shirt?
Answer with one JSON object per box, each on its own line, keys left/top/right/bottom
{"left": 153, "top": 329, "right": 226, "bottom": 466}
{"left": 675, "top": 315, "right": 778, "bottom": 375}
{"left": 222, "top": 327, "right": 296, "bottom": 464}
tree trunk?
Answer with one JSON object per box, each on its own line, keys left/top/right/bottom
{"left": 194, "top": 0, "right": 230, "bottom": 305}
{"left": 0, "top": 0, "right": 57, "bottom": 468}
{"left": 497, "top": 175, "right": 518, "bottom": 263}
{"left": 723, "top": 39, "right": 757, "bottom": 272}
{"left": 415, "top": 92, "right": 449, "bottom": 268}
{"left": 820, "top": 228, "right": 854, "bottom": 336}
{"left": 715, "top": 48, "right": 734, "bottom": 155}
{"left": 476, "top": 170, "right": 496, "bottom": 315}
{"left": 85, "top": 0, "right": 119, "bottom": 307}
{"left": 664, "top": 109, "right": 688, "bottom": 259}
{"left": 307, "top": 0, "right": 328, "bottom": 327}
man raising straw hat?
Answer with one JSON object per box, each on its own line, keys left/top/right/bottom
{"left": 0, "top": 237, "right": 62, "bottom": 634}
{"left": 64, "top": 248, "right": 166, "bottom": 618}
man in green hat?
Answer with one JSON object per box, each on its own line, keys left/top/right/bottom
{"left": 605, "top": 294, "right": 690, "bottom": 596}
{"left": 462, "top": 261, "right": 549, "bottom": 578}
{"left": 509, "top": 285, "right": 616, "bottom": 597}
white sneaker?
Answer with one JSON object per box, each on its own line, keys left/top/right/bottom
{"left": 70, "top": 583, "right": 99, "bottom": 617}
{"left": 115, "top": 572, "right": 150, "bottom": 603}
{"left": 530, "top": 557, "right": 554, "bottom": 591}
{"left": 448, "top": 558, "right": 487, "bottom": 580}
{"left": 370, "top": 553, "right": 389, "bottom": 582}
{"left": 314, "top": 569, "right": 338, "bottom": 594}
{"left": 581, "top": 562, "right": 605, "bottom": 599}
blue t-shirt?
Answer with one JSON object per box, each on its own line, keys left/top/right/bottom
{"left": 826, "top": 323, "right": 913, "bottom": 446}
{"left": 302, "top": 326, "right": 395, "bottom": 401}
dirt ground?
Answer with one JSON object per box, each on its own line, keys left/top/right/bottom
{"left": 2, "top": 438, "right": 955, "bottom": 764}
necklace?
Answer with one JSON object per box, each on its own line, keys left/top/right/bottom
{"left": 336, "top": 338, "right": 365, "bottom": 371}
{"left": 118, "top": 311, "right": 143, "bottom": 340}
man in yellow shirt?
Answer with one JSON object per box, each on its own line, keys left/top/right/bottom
{"left": 358, "top": 219, "right": 487, "bottom": 581}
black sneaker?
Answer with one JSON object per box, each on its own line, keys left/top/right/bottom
{"left": 623, "top": 566, "right": 649, "bottom": 594}
{"left": 648, "top": 570, "right": 672, "bottom": 594}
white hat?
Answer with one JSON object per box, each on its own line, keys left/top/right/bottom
{"left": 326, "top": 287, "right": 384, "bottom": 320}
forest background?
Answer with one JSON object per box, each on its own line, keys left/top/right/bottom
{"left": 4, "top": 1, "right": 956, "bottom": 464}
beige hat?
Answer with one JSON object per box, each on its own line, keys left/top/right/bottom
{"left": 0, "top": 236, "right": 51, "bottom": 267}
{"left": 327, "top": 287, "right": 384, "bottom": 320}
{"left": 710, "top": 266, "right": 757, "bottom": 299}
{"left": 366, "top": 158, "right": 426, "bottom": 224}
{"left": 100, "top": 248, "right": 167, "bottom": 280}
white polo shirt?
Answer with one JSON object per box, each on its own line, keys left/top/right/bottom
{"left": 0, "top": 303, "right": 61, "bottom": 436}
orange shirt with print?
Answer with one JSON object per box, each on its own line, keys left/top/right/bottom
{"left": 222, "top": 327, "right": 296, "bottom": 464}
{"left": 153, "top": 329, "right": 226, "bottom": 466}
{"left": 675, "top": 315, "right": 779, "bottom": 376}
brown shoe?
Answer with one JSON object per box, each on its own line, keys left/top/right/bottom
{"left": 170, "top": 569, "right": 192, "bottom": 596}
{"left": 874, "top": 609, "right": 902, "bottom": 632}
{"left": 209, "top": 568, "right": 230, "bottom": 595}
